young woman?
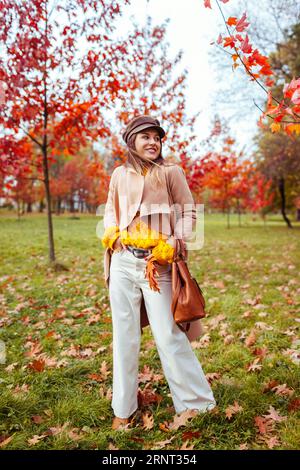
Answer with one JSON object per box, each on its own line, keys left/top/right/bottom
{"left": 101, "top": 115, "right": 216, "bottom": 430}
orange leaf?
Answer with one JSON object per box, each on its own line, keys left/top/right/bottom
{"left": 227, "top": 17, "right": 237, "bottom": 26}
{"left": 144, "top": 256, "right": 160, "bottom": 292}
{"left": 28, "top": 359, "right": 45, "bottom": 372}
{"left": 225, "top": 401, "right": 243, "bottom": 420}
{"left": 0, "top": 436, "right": 13, "bottom": 448}
{"left": 245, "top": 329, "right": 257, "bottom": 347}
{"left": 288, "top": 397, "right": 300, "bottom": 412}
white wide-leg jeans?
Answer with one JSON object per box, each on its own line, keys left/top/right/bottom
{"left": 108, "top": 248, "right": 216, "bottom": 419}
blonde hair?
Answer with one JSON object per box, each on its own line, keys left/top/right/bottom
{"left": 126, "top": 133, "right": 173, "bottom": 189}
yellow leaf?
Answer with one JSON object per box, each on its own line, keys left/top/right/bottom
{"left": 270, "top": 122, "right": 281, "bottom": 133}
{"left": 290, "top": 123, "right": 300, "bottom": 135}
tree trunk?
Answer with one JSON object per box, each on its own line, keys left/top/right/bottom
{"left": 55, "top": 197, "right": 61, "bottom": 215}
{"left": 278, "top": 177, "right": 292, "bottom": 228}
{"left": 80, "top": 199, "right": 84, "bottom": 213}
{"left": 17, "top": 199, "right": 21, "bottom": 220}
{"left": 42, "top": 146, "right": 55, "bottom": 261}
{"left": 39, "top": 8, "right": 56, "bottom": 263}
{"left": 39, "top": 199, "right": 45, "bottom": 213}
{"left": 42, "top": 51, "right": 55, "bottom": 261}
{"left": 69, "top": 195, "right": 75, "bottom": 213}
{"left": 27, "top": 202, "right": 32, "bottom": 213}
{"left": 297, "top": 208, "right": 300, "bottom": 222}
{"left": 237, "top": 199, "right": 241, "bottom": 227}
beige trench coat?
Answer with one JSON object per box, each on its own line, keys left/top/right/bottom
{"left": 102, "top": 162, "right": 204, "bottom": 342}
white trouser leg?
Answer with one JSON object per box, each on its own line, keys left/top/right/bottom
{"left": 108, "top": 248, "right": 216, "bottom": 418}
{"left": 109, "top": 250, "right": 142, "bottom": 418}
{"left": 139, "top": 260, "right": 216, "bottom": 414}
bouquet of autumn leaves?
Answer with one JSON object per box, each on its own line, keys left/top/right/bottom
{"left": 101, "top": 220, "right": 175, "bottom": 292}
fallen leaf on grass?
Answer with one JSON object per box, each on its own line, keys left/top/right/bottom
{"left": 225, "top": 401, "right": 243, "bottom": 420}
{"left": 282, "top": 348, "right": 300, "bottom": 365}
{"left": 179, "top": 440, "right": 194, "bottom": 450}
{"left": 252, "top": 347, "right": 268, "bottom": 358}
{"left": 0, "top": 435, "right": 13, "bottom": 448}
{"left": 263, "top": 406, "right": 287, "bottom": 423}
{"left": 27, "top": 359, "right": 45, "bottom": 372}
{"left": 87, "top": 314, "right": 101, "bottom": 325}
{"left": 247, "top": 357, "right": 262, "bottom": 372}
{"left": 264, "top": 436, "right": 281, "bottom": 449}
{"left": 138, "top": 383, "right": 163, "bottom": 407}
{"left": 191, "top": 333, "right": 210, "bottom": 349}
{"left": 31, "top": 415, "right": 44, "bottom": 424}
{"left": 256, "top": 434, "right": 281, "bottom": 449}
{"left": 47, "top": 421, "right": 70, "bottom": 436}
{"left": 224, "top": 334, "right": 234, "bottom": 345}
{"left": 207, "top": 314, "right": 226, "bottom": 330}
{"left": 142, "top": 412, "right": 154, "bottom": 430}
{"left": 67, "top": 428, "right": 84, "bottom": 441}
{"left": 254, "top": 322, "right": 273, "bottom": 331}
{"left": 244, "top": 295, "right": 262, "bottom": 306}
{"left": 168, "top": 409, "right": 199, "bottom": 431}
{"left": 12, "top": 384, "right": 30, "bottom": 396}
{"left": 254, "top": 416, "right": 275, "bottom": 435}
{"left": 87, "top": 373, "right": 104, "bottom": 382}
{"left": 100, "top": 360, "right": 111, "bottom": 380}
{"left": 108, "top": 442, "right": 119, "bottom": 450}
{"left": 288, "top": 397, "right": 300, "bottom": 412}
{"left": 238, "top": 443, "right": 249, "bottom": 450}
{"left": 130, "top": 437, "right": 145, "bottom": 444}
{"left": 271, "top": 383, "right": 294, "bottom": 397}
{"left": 157, "top": 420, "right": 169, "bottom": 433}
{"left": 262, "top": 380, "right": 280, "bottom": 393}
{"left": 5, "top": 362, "right": 18, "bottom": 372}
{"left": 28, "top": 434, "right": 48, "bottom": 446}
{"left": 242, "top": 311, "right": 252, "bottom": 319}
{"left": 206, "top": 372, "right": 221, "bottom": 384}
{"left": 152, "top": 436, "right": 175, "bottom": 449}
{"left": 138, "top": 364, "right": 164, "bottom": 384}
{"left": 24, "top": 342, "right": 43, "bottom": 358}
{"left": 182, "top": 430, "right": 201, "bottom": 440}
{"left": 245, "top": 329, "right": 256, "bottom": 347}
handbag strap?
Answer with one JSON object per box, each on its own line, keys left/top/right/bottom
{"left": 163, "top": 165, "right": 187, "bottom": 261}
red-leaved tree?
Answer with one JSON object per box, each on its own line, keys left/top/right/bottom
{"left": 0, "top": 0, "right": 138, "bottom": 265}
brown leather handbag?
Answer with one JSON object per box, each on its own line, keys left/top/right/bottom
{"left": 171, "top": 240, "right": 206, "bottom": 333}
{"left": 164, "top": 167, "right": 206, "bottom": 334}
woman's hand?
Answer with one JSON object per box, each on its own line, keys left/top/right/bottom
{"left": 112, "top": 236, "right": 125, "bottom": 252}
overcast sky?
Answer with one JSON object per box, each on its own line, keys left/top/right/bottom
{"left": 111, "top": 0, "right": 266, "bottom": 156}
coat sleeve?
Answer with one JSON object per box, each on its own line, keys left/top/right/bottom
{"left": 103, "top": 167, "right": 119, "bottom": 229}
{"left": 101, "top": 168, "right": 120, "bottom": 249}
{"left": 167, "top": 165, "right": 197, "bottom": 245}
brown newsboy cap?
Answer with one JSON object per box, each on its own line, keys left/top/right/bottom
{"left": 122, "top": 115, "right": 166, "bottom": 144}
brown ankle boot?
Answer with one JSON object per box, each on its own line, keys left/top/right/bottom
{"left": 111, "top": 416, "right": 131, "bottom": 430}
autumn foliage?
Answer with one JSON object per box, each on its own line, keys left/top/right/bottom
{"left": 204, "top": 0, "right": 300, "bottom": 136}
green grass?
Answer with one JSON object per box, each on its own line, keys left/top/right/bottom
{"left": 0, "top": 211, "right": 299, "bottom": 450}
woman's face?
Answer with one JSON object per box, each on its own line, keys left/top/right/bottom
{"left": 134, "top": 128, "right": 161, "bottom": 160}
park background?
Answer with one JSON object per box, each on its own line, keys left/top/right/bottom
{"left": 0, "top": 0, "right": 299, "bottom": 450}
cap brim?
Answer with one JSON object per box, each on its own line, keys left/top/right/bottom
{"left": 130, "top": 123, "right": 165, "bottom": 138}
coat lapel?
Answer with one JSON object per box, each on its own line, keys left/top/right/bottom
{"left": 118, "top": 166, "right": 145, "bottom": 230}
{"left": 118, "top": 164, "right": 171, "bottom": 231}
